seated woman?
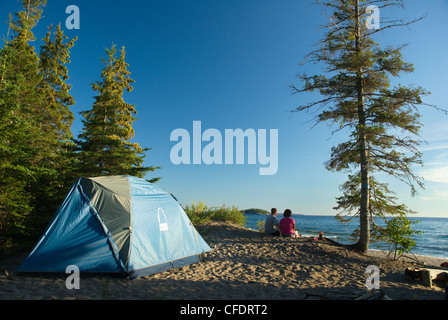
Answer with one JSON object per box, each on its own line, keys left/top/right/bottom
{"left": 279, "top": 209, "right": 299, "bottom": 238}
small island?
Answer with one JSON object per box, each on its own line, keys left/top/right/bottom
{"left": 243, "top": 208, "right": 304, "bottom": 216}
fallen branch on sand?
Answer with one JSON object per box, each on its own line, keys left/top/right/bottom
{"left": 355, "top": 289, "right": 392, "bottom": 300}
{"left": 303, "top": 293, "right": 330, "bottom": 300}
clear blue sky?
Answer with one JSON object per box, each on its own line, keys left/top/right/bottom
{"left": 1, "top": 0, "right": 448, "bottom": 217}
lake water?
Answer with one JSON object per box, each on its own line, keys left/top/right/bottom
{"left": 244, "top": 214, "right": 448, "bottom": 260}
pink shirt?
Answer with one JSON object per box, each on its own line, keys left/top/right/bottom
{"left": 279, "top": 217, "right": 295, "bottom": 235}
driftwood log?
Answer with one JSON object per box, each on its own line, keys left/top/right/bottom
{"left": 405, "top": 266, "right": 448, "bottom": 288}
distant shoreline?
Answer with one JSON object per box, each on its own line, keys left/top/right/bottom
{"left": 243, "top": 212, "right": 448, "bottom": 219}
{"left": 243, "top": 209, "right": 305, "bottom": 216}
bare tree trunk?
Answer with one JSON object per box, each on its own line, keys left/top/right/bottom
{"left": 354, "top": 0, "right": 370, "bottom": 253}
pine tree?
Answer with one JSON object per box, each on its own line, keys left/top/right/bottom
{"left": 38, "top": 24, "right": 77, "bottom": 153}
{"left": 0, "top": 0, "right": 47, "bottom": 242}
{"left": 76, "top": 45, "right": 160, "bottom": 181}
{"left": 289, "top": 0, "right": 442, "bottom": 253}
{"left": 33, "top": 24, "right": 78, "bottom": 218}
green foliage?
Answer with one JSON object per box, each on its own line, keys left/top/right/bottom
{"left": 335, "top": 174, "right": 422, "bottom": 253}
{"left": 256, "top": 219, "right": 265, "bottom": 233}
{"left": 32, "top": 24, "right": 78, "bottom": 219}
{"left": 0, "top": 0, "right": 57, "bottom": 246}
{"left": 75, "top": 45, "right": 160, "bottom": 181}
{"left": 184, "top": 201, "right": 246, "bottom": 227}
{"left": 0, "top": 2, "right": 160, "bottom": 251}
{"left": 38, "top": 24, "right": 77, "bottom": 147}
{"left": 209, "top": 205, "right": 247, "bottom": 226}
{"left": 9, "top": 0, "right": 47, "bottom": 42}
{"left": 380, "top": 214, "right": 422, "bottom": 260}
{"left": 335, "top": 174, "right": 417, "bottom": 220}
{"left": 290, "top": 0, "right": 437, "bottom": 252}
{"left": 184, "top": 201, "right": 211, "bottom": 226}
{"left": 243, "top": 208, "right": 270, "bottom": 215}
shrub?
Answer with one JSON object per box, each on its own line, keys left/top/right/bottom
{"left": 184, "top": 201, "right": 211, "bottom": 226}
{"left": 381, "top": 214, "right": 422, "bottom": 260}
{"left": 209, "top": 205, "right": 247, "bottom": 226}
{"left": 256, "top": 219, "right": 265, "bottom": 233}
{"left": 184, "top": 201, "right": 246, "bottom": 227}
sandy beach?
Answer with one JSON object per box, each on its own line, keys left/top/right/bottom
{"left": 0, "top": 221, "right": 447, "bottom": 301}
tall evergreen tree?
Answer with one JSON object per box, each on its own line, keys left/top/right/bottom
{"left": 289, "top": 0, "right": 441, "bottom": 253}
{"left": 38, "top": 24, "right": 77, "bottom": 153}
{"left": 76, "top": 45, "right": 160, "bottom": 181}
{"left": 0, "top": 0, "right": 47, "bottom": 242}
{"left": 33, "top": 24, "right": 78, "bottom": 217}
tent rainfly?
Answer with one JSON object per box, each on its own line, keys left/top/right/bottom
{"left": 18, "top": 175, "right": 211, "bottom": 279}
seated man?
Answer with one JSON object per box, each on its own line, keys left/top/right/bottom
{"left": 264, "top": 208, "right": 281, "bottom": 236}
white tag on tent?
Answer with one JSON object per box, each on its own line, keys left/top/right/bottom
{"left": 158, "top": 208, "right": 169, "bottom": 232}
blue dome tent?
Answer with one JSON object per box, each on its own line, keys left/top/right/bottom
{"left": 18, "top": 176, "right": 211, "bottom": 279}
